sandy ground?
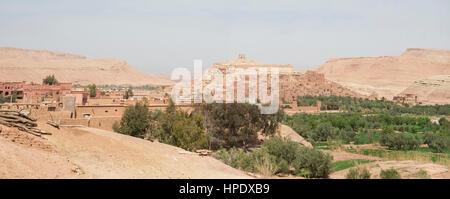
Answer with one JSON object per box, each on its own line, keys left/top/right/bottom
{"left": 325, "top": 147, "right": 450, "bottom": 179}
{"left": 0, "top": 124, "right": 250, "bottom": 179}
{"left": 330, "top": 160, "right": 450, "bottom": 179}
{"left": 323, "top": 150, "right": 382, "bottom": 162}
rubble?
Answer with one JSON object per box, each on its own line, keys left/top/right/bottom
{"left": 0, "top": 110, "right": 51, "bottom": 137}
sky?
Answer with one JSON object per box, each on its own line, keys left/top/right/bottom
{"left": 1, "top": 0, "right": 449, "bottom": 75}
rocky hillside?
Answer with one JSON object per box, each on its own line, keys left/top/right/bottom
{"left": 316, "top": 48, "right": 450, "bottom": 100}
{"left": 398, "top": 75, "right": 450, "bottom": 105}
{"left": 280, "top": 71, "right": 367, "bottom": 102}
{"left": 0, "top": 47, "right": 173, "bottom": 86}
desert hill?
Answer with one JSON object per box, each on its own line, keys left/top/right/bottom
{"left": 316, "top": 48, "right": 450, "bottom": 100}
{"left": 0, "top": 47, "right": 173, "bottom": 86}
{"left": 0, "top": 123, "right": 250, "bottom": 179}
{"left": 280, "top": 71, "right": 367, "bottom": 102}
{"left": 398, "top": 75, "right": 450, "bottom": 105}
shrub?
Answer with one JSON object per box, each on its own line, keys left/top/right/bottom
{"left": 117, "top": 100, "right": 209, "bottom": 151}
{"left": 291, "top": 120, "right": 313, "bottom": 138}
{"left": 346, "top": 167, "right": 371, "bottom": 179}
{"left": 293, "top": 147, "right": 333, "bottom": 178}
{"left": 156, "top": 111, "right": 209, "bottom": 151}
{"left": 251, "top": 148, "right": 280, "bottom": 176}
{"left": 117, "top": 102, "right": 151, "bottom": 137}
{"left": 424, "top": 133, "right": 450, "bottom": 153}
{"left": 312, "top": 122, "right": 337, "bottom": 141}
{"left": 261, "top": 136, "right": 300, "bottom": 165}
{"left": 42, "top": 74, "right": 58, "bottom": 85}
{"left": 379, "top": 133, "right": 422, "bottom": 150}
{"left": 215, "top": 148, "right": 254, "bottom": 172}
{"left": 380, "top": 168, "right": 401, "bottom": 179}
{"left": 215, "top": 136, "right": 333, "bottom": 178}
{"left": 414, "top": 169, "right": 430, "bottom": 179}
{"left": 112, "top": 121, "right": 120, "bottom": 133}
{"left": 337, "top": 129, "right": 358, "bottom": 144}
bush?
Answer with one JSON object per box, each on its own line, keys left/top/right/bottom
{"left": 293, "top": 147, "right": 333, "bottom": 178}
{"left": 117, "top": 100, "right": 209, "bottom": 151}
{"left": 261, "top": 136, "right": 300, "bottom": 165}
{"left": 312, "top": 122, "right": 337, "bottom": 141}
{"left": 215, "top": 148, "right": 254, "bottom": 172}
{"left": 337, "top": 129, "right": 358, "bottom": 144}
{"left": 414, "top": 169, "right": 430, "bottom": 179}
{"left": 112, "top": 121, "right": 120, "bottom": 133}
{"left": 424, "top": 133, "right": 450, "bottom": 153}
{"left": 380, "top": 168, "right": 401, "bottom": 179}
{"left": 215, "top": 137, "right": 333, "bottom": 178}
{"left": 379, "top": 132, "right": 422, "bottom": 150}
{"left": 42, "top": 74, "right": 58, "bottom": 85}
{"left": 346, "top": 167, "right": 371, "bottom": 179}
{"left": 117, "top": 102, "right": 151, "bottom": 137}
{"left": 196, "top": 103, "right": 283, "bottom": 149}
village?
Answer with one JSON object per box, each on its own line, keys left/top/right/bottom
{"left": 0, "top": 54, "right": 338, "bottom": 132}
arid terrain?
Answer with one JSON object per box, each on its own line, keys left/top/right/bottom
{"left": 398, "top": 75, "right": 450, "bottom": 105}
{"left": 0, "top": 123, "right": 250, "bottom": 179}
{"left": 316, "top": 48, "right": 450, "bottom": 102}
{"left": 0, "top": 47, "right": 173, "bottom": 86}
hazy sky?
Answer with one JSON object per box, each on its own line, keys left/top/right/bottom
{"left": 1, "top": 0, "right": 449, "bottom": 74}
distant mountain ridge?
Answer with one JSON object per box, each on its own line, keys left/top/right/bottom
{"left": 0, "top": 47, "right": 173, "bottom": 86}
{"left": 316, "top": 48, "right": 450, "bottom": 103}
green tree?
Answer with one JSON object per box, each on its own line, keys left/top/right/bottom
{"left": 312, "top": 122, "right": 337, "bottom": 141}
{"left": 293, "top": 147, "right": 333, "bottom": 178}
{"left": 117, "top": 102, "right": 151, "bottom": 137}
{"left": 42, "top": 74, "right": 59, "bottom": 85}
{"left": 196, "top": 103, "right": 283, "bottom": 149}
{"left": 89, "top": 84, "right": 97, "bottom": 98}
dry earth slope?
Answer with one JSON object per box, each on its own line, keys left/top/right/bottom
{"left": 0, "top": 47, "right": 173, "bottom": 86}
{"left": 0, "top": 123, "right": 250, "bottom": 179}
{"left": 316, "top": 48, "right": 450, "bottom": 100}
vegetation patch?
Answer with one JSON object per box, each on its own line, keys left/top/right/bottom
{"left": 345, "top": 167, "right": 371, "bottom": 179}
{"left": 214, "top": 136, "right": 333, "bottom": 178}
{"left": 333, "top": 159, "right": 375, "bottom": 172}
{"left": 380, "top": 168, "right": 402, "bottom": 179}
{"left": 345, "top": 148, "right": 450, "bottom": 168}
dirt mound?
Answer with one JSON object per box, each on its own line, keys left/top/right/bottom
{"left": 0, "top": 122, "right": 251, "bottom": 179}
{"left": 0, "top": 125, "right": 54, "bottom": 152}
{"left": 47, "top": 127, "right": 251, "bottom": 178}
{"left": 277, "top": 124, "right": 312, "bottom": 148}
{"left": 0, "top": 47, "right": 173, "bottom": 86}
{"left": 316, "top": 48, "right": 450, "bottom": 100}
{"left": 0, "top": 125, "right": 83, "bottom": 179}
